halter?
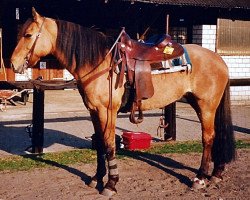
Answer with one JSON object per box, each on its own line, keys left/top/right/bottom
{"left": 23, "top": 17, "right": 46, "bottom": 70}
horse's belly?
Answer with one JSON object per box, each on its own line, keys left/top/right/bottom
{"left": 140, "top": 72, "right": 190, "bottom": 110}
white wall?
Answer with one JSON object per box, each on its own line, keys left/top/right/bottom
{"left": 15, "top": 68, "right": 32, "bottom": 81}
{"left": 193, "top": 25, "right": 250, "bottom": 105}
{"left": 63, "top": 69, "right": 74, "bottom": 80}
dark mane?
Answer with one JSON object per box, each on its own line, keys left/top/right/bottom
{"left": 56, "top": 20, "right": 110, "bottom": 69}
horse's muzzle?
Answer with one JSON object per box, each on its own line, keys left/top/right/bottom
{"left": 10, "top": 62, "right": 26, "bottom": 74}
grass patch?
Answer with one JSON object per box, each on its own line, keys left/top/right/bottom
{"left": 0, "top": 149, "right": 96, "bottom": 172}
{"left": 149, "top": 141, "right": 203, "bottom": 154}
{"left": 235, "top": 140, "right": 250, "bottom": 148}
{"left": 0, "top": 140, "right": 249, "bottom": 172}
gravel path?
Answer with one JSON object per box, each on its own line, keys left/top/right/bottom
{"left": 0, "top": 90, "right": 249, "bottom": 200}
{"left": 0, "top": 90, "right": 249, "bottom": 156}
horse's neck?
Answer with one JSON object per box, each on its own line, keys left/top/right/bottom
{"left": 52, "top": 41, "right": 78, "bottom": 77}
{"left": 51, "top": 20, "right": 111, "bottom": 80}
{"left": 45, "top": 18, "right": 58, "bottom": 54}
{"left": 53, "top": 50, "right": 77, "bottom": 75}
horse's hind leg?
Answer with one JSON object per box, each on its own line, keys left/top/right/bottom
{"left": 186, "top": 94, "right": 215, "bottom": 183}
{"left": 190, "top": 83, "right": 235, "bottom": 189}
{"left": 211, "top": 83, "right": 235, "bottom": 183}
{"left": 192, "top": 101, "right": 217, "bottom": 189}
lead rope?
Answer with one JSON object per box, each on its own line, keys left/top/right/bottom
{"left": 87, "top": 29, "right": 124, "bottom": 152}
{"left": 106, "top": 44, "right": 119, "bottom": 150}
{"left": 157, "top": 108, "right": 168, "bottom": 139}
{"left": 103, "top": 28, "right": 126, "bottom": 152}
{"left": 78, "top": 28, "right": 125, "bottom": 87}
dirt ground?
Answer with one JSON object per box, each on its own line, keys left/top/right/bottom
{"left": 0, "top": 90, "right": 249, "bottom": 199}
{"left": 0, "top": 150, "right": 249, "bottom": 200}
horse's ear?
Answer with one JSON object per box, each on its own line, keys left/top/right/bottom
{"left": 32, "top": 7, "right": 42, "bottom": 22}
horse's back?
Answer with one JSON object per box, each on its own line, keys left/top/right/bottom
{"left": 184, "top": 44, "right": 228, "bottom": 75}
{"left": 141, "top": 44, "right": 229, "bottom": 110}
{"left": 184, "top": 44, "right": 229, "bottom": 104}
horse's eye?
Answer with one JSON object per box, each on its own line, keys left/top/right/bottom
{"left": 24, "top": 33, "right": 32, "bottom": 38}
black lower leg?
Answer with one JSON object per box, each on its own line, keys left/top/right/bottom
{"left": 104, "top": 149, "right": 119, "bottom": 192}
{"left": 197, "top": 143, "right": 213, "bottom": 180}
{"left": 212, "top": 162, "right": 225, "bottom": 179}
{"left": 92, "top": 137, "right": 107, "bottom": 184}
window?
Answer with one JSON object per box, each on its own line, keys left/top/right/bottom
{"left": 216, "top": 18, "right": 250, "bottom": 55}
{"left": 169, "top": 27, "right": 188, "bottom": 44}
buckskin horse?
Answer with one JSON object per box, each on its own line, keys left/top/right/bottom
{"left": 10, "top": 8, "right": 235, "bottom": 197}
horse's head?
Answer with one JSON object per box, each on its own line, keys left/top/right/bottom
{"left": 10, "top": 8, "right": 57, "bottom": 73}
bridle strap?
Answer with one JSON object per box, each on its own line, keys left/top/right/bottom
{"left": 81, "top": 66, "right": 111, "bottom": 88}
{"left": 25, "top": 17, "right": 46, "bottom": 66}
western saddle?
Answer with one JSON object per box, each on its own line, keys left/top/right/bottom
{"left": 117, "top": 29, "right": 184, "bottom": 124}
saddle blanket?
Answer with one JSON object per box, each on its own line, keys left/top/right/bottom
{"left": 151, "top": 46, "right": 192, "bottom": 75}
{"left": 151, "top": 63, "right": 191, "bottom": 74}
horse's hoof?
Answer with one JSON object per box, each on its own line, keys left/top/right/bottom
{"left": 101, "top": 188, "right": 117, "bottom": 197}
{"left": 192, "top": 177, "right": 206, "bottom": 190}
{"left": 88, "top": 180, "right": 98, "bottom": 188}
{"left": 210, "top": 176, "right": 222, "bottom": 184}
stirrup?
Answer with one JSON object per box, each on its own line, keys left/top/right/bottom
{"left": 129, "top": 102, "right": 143, "bottom": 124}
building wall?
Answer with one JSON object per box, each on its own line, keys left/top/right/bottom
{"left": 15, "top": 68, "right": 73, "bottom": 81}
{"left": 63, "top": 70, "right": 74, "bottom": 80}
{"left": 15, "top": 68, "right": 32, "bottom": 81}
{"left": 193, "top": 25, "right": 250, "bottom": 105}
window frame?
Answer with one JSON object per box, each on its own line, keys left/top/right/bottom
{"left": 216, "top": 18, "right": 250, "bottom": 56}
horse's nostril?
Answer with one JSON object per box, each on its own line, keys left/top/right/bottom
{"left": 10, "top": 62, "right": 16, "bottom": 71}
{"left": 10, "top": 62, "right": 19, "bottom": 73}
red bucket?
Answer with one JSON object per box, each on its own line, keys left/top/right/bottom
{"left": 122, "top": 132, "right": 152, "bottom": 150}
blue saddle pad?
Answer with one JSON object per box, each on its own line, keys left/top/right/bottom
{"left": 171, "top": 46, "right": 191, "bottom": 66}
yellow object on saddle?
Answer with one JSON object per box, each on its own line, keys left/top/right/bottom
{"left": 163, "top": 46, "right": 174, "bottom": 54}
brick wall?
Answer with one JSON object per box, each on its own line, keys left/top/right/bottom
{"left": 223, "top": 56, "right": 250, "bottom": 104}
{"left": 193, "top": 25, "right": 250, "bottom": 105}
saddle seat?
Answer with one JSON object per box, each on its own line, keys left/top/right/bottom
{"left": 117, "top": 29, "right": 184, "bottom": 124}
{"left": 118, "top": 31, "right": 184, "bottom": 62}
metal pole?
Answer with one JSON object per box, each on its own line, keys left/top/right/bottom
{"left": 31, "top": 87, "right": 44, "bottom": 153}
{"left": 164, "top": 102, "right": 176, "bottom": 141}
{"left": 166, "top": 14, "right": 169, "bottom": 34}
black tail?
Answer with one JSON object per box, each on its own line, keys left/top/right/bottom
{"left": 212, "top": 81, "right": 236, "bottom": 164}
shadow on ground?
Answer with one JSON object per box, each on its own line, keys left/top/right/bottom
{"left": 0, "top": 120, "right": 92, "bottom": 155}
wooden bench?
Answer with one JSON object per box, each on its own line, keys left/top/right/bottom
{"left": 0, "top": 89, "right": 30, "bottom": 111}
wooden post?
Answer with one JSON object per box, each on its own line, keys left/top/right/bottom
{"left": 164, "top": 102, "right": 176, "bottom": 141}
{"left": 164, "top": 13, "right": 177, "bottom": 141}
{"left": 31, "top": 87, "right": 44, "bottom": 153}
{"left": 0, "top": 28, "right": 2, "bottom": 74}
{"left": 0, "top": 28, "right": 7, "bottom": 81}
{"left": 21, "top": 90, "right": 29, "bottom": 105}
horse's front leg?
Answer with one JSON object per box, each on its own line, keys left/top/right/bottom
{"left": 101, "top": 108, "right": 119, "bottom": 197}
{"left": 88, "top": 111, "right": 107, "bottom": 190}
{"left": 89, "top": 107, "right": 119, "bottom": 197}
